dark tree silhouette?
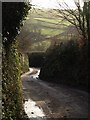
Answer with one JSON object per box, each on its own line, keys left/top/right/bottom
{"left": 2, "top": 2, "right": 30, "bottom": 48}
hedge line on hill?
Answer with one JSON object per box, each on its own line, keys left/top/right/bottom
{"left": 39, "top": 40, "right": 88, "bottom": 91}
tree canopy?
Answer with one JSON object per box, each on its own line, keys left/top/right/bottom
{"left": 2, "top": 2, "right": 31, "bottom": 48}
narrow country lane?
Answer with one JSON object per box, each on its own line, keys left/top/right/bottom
{"left": 21, "top": 68, "right": 88, "bottom": 119}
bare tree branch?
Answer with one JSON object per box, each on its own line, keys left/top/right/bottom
{"left": 56, "top": 0, "right": 89, "bottom": 44}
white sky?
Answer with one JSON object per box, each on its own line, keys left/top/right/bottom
{"left": 30, "top": 0, "right": 84, "bottom": 9}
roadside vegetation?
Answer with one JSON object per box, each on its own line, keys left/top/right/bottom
{"left": 28, "top": 52, "right": 45, "bottom": 67}
{"left": 2, "top": 2, "right": 30, "bottom": 120}
{"left": 39, "top": 40, "right": 88, "bottom": 91}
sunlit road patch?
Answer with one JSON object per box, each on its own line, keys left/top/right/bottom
{"left": 24, "top": 98, "right": 45, "bottom": 118}
{"left": 30, "top": 69, "right": 40, "bottom": 79}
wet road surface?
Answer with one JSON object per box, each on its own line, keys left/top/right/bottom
{"left": 22, "top": 68, "right": 88, "bottom": 119}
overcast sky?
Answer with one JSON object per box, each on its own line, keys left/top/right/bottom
{"left": 31, "top": 0, "right": 84, "bottom": 9}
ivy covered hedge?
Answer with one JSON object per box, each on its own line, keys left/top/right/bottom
{"left": 39, "top": 40, "right": 88, "bottom": 91}
{"left": 2, "top": 2, "right": 31, "bottom": 120}
{"left": 2, "top": 42, "right": 23, "bottom": 120}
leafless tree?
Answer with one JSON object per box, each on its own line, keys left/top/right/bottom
{"left": 56, "top": 0, "right": 90, "bottom": 45}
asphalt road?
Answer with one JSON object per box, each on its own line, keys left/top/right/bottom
{"left": 22, "top": 68, "right": 89, "bottom": 119}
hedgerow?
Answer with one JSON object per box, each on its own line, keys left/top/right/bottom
{"left": 2, "top": 2, "right": 31, "bottom": 119}
{"left": 39, "top": 40, "right": 88, "bottom": 91}
{"left": 2, "top": 42, "right": 23, "bottom": 120}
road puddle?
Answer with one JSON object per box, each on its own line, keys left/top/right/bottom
{"left": 24, "top": 98, "right": 45, "bottom": 118}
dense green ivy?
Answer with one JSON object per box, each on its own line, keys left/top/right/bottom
{"left": 2, "top": 42, "right": 24, "bottom": 120}
{"left": 2, "top": 2, "right": 31, "bottom": 119}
